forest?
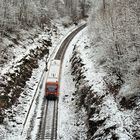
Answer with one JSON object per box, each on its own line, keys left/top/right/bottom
{"left": 0, "top": 0, "right": 90, "bottom": 34}
{"left": 0, "top": 0, "right": 90, "bottom": 64}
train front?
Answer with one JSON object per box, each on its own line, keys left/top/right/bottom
{"left": 45, "top": 81, "right": 59, "bottom": 100}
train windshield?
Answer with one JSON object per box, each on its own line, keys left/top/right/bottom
{"left": 47, "top": 85, "right": 57, "bottom": 92}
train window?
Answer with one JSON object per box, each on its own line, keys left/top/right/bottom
{"left": 47, "top": 85, "right": 57, "bottom": 92}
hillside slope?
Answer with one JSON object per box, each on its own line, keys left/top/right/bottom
{"left": 70, "top": 0, "right": 140, "bottom": 139}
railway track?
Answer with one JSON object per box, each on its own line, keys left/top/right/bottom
{"left": 38, "top": 100, "right": 58, "bottom": 140}
{"left": 55, "top": 24, "right": 86, "bottom": 60}
{"left": 37, "top": 24, "right": 86, "bottom": 140}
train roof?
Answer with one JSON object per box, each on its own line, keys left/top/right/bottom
{"left": 47, "top": 60, "right": 61, "bottom": 82}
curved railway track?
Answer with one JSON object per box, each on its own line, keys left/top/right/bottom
{"left": 21, "top": 24, "right": 86, "bottom": 140}
{"left": 55, "top": 24, "right": 86, "bottom": 60}
{"left": 38, "top": 24, "right": 86, "bottom": 140}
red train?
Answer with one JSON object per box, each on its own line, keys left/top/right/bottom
{"left": 45, "top": 60, "right": 61, "bottom": 100}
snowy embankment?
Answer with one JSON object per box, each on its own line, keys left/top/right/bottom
{"left": 0, "top": 23, "right": 77, "bottom": 139}
{"left": 68, "top": 28, "right": 136, "bottom": 140}
{"left": 86, "top": 0, "right": 140, "bottom": 139}
{"left": 58, "top": 27, "right": 88, "bottom": 140}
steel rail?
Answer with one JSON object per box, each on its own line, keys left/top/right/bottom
{"left": 39, "top": 101, "right": 49, "bottom": 140}
{"left": 51, "top": 100, "right": 58, "bottom": 140}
